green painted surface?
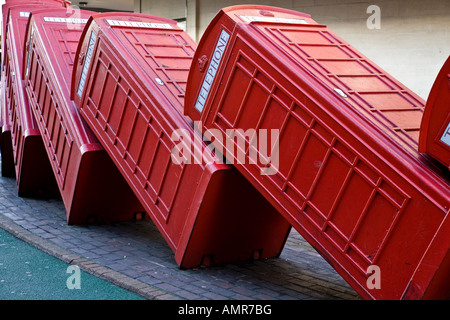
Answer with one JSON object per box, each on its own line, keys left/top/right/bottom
{"left": 0, "top": 229, "right": 144, "bottom": 300}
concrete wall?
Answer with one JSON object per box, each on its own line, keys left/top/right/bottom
{"left": 135, "top": 0, "right": 186, "bottom": 20}
{"left": 135, "top": 0, "right": 450, "bottom": 100}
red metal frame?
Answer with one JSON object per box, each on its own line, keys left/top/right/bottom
{"left": 2, "top": 1, "right": 68, "bottom": 54}
{"left": 0, "top": 73, "right": 15, "bottom": 178}
{"left": 185, "top": 5, "right": 450, "bottom": 299}
{"left": 71, "top": 13, "right": 291, "bottom": 268}
{"left": 3, "top": 4, "right": 64, "bottom": 197}
{"left": 419, "top": 56, "right": 450, "bottom": 170}
{"left": 23, "top": 8, "right": 146, "bottom": 224}
{"left": 1, "top": 1, "right": 68, "bottom": 179}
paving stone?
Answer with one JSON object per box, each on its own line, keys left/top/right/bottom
{"left": 0, "top": 168, "right": 361, "bottom": 301}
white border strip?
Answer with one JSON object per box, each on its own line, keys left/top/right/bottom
{"left": 240, "top": 15, "right": 308, "bottom": 25}
{"left": 44, "top": 17, "right": 88, "bottom": 23}
{"left": 107, "top": 20, "right": 173, "bottom": 29}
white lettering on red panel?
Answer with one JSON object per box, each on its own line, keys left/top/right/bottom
{"left": 441, "top": 122, "right": 450, "bottom": 147}
{"left": 240, "top": 15, "right": 308, "bottom": 25}
{"left": 25, "top": 29, "right": 34, "bottom": 77}
{"left": 77, "top": 32, "right": 97, "bottom": 97}
{"left": 195, "top": 29, "right": 230, "bottom": 113}
{"left": 106, "top": 20, "right": 173, "bottom": 29}
{"left": 44, "top": 17, "right": 88, "bottom": 23}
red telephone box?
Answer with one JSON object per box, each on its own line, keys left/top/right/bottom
{"left": 23, "top": 8, "right": 146, "bottom": 224}
{"left": 3, "top": 4, "right": 66, "bottom": 196}
{"left": 1, "top": 0, "right": 67, "bottom": 180}
{"left": 185, "top": 5, "right": 450, "bottom": 299}
{"left": 0, "top": 74, "right": 15, "bottom": 178}
{"left": 419, "top": 56, "right": 450, "bottom": 169}
{"left": 72, "top": 12, "right": 291, "bottom": 268}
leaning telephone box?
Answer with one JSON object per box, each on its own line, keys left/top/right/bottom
{"left": 23, "top": 8, "right": 146, "bottom": 224}
{"left": 72, "top": 13, "right": 291, "bottom": 269}
{"left": 1, "top": 0, "right": 66, "bottom": 179}
{"left": 3, "top": 5, "right": 65, "bottom": 197}
{"left": 1, "top": 0, "right": 68, "bottom": 53}
{"left": 0, "top": 75, "right": 15, "bottom": 178}
{"left": 185, "top": 5, "right": 449, "bottom": 299}
{"left": 419, "top": 56, "right": 450, "bottom": 169}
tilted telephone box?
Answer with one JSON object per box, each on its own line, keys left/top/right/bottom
{"left": 184, "top": 5, "right": 449, "bottom": 299}
{"left": 72, "top": 13, "right": 291, "bottom": 268}
{"left": 3, "top": 4, "right": 66, "bottom": 197}
{"left": 419, "top": 56, "right": 450, "bottom": 170}
{"left": 23, "top": 8, "right": 146, "bottom": 224}
{"left": 0, "top": 74, "right": 15, "bottom": 178}
{"left": 0, "top": 0, "right": 67, "bottom": 179}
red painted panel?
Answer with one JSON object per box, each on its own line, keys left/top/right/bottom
{"left": 72, "top": 12, "right": 291, "bottom": 268}
{"left": 24, "top": 8, "right": 145, "bottom": 224}
{"left": 185, "top": 5, "right": 450, "bottom": 299}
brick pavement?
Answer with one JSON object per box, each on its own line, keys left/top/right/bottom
{"left": 0, "top": 168, "right": 361, "bottom": 300}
